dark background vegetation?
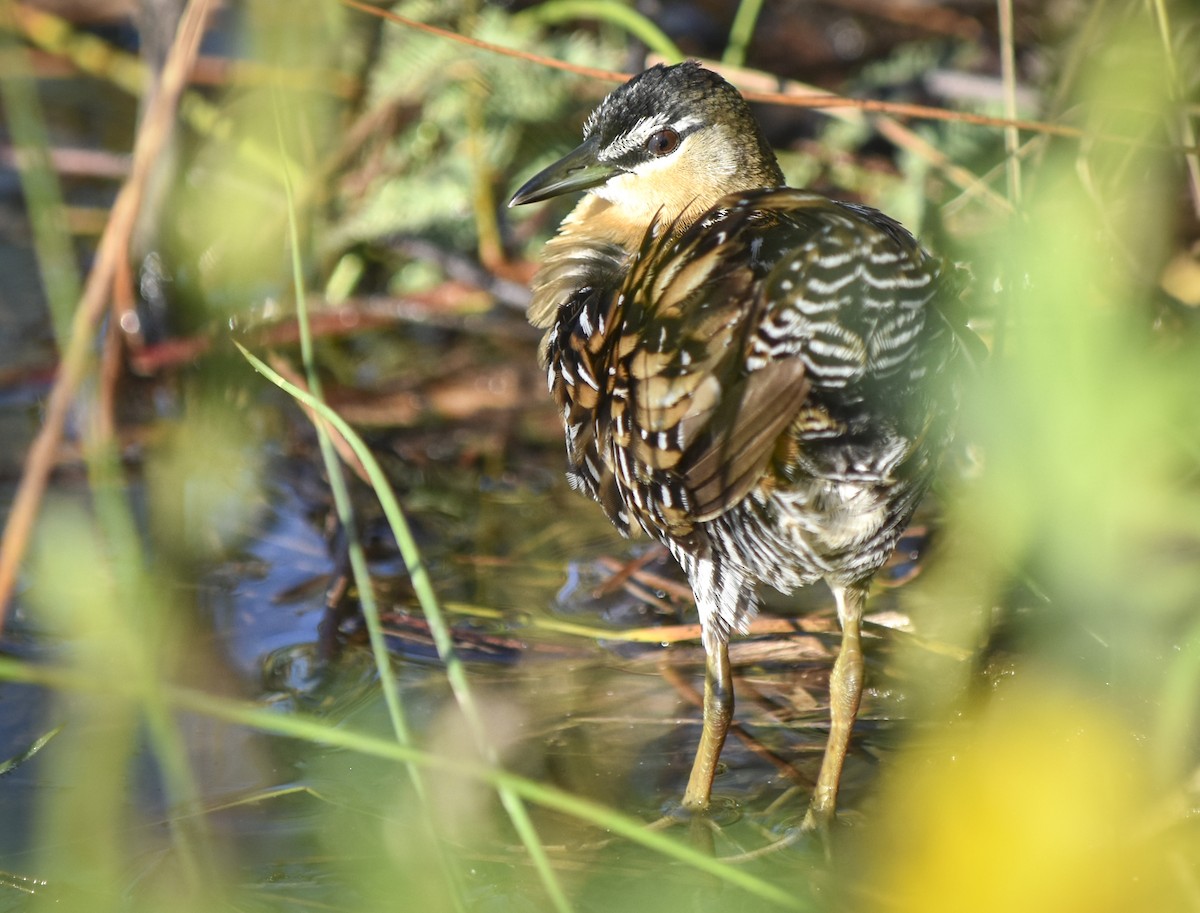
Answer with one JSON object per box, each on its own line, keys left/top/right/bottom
{"left": 0, "top": 1, "right": 1199, "bottom": 911}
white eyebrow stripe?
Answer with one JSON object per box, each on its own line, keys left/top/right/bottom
{"left": 597, "top": 115, "right": 669, "bottom": 160}
{"left": 595, "top": 114, "right": 704, "bottom": 162}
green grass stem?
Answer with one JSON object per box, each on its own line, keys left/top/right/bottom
{"left": 0, "top": 2, "right": 81, "bottom": 344}
{"left": 721, "top": 0, "right": 764, "bottom": 68}
{"left": 518, "top": 1, "right": 683, "bottom": 63}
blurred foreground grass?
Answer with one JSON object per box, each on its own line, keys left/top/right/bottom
{"left": 2, "top": 1, "right": 1200, "bottom": 911}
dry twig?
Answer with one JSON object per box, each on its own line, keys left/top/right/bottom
{"left": 0, "top": 0, "right": 215, "bottom": 627}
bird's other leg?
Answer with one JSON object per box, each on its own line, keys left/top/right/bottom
{"left": 682, "top": 628, "right": 733, "bottom": 813}
{"left": 803, "top": 581, "right": 868, "bottom": 832}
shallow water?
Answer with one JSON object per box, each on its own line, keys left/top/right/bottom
{"left": 0, "top": 354, "right": 914, "bottom": 909}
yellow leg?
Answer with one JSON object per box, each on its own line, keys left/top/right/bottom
{"left": 803, "top": 582, "right": 867, "bottom": 831}
{"left": 682, "top": 636, "right": 733, "bottom": 812}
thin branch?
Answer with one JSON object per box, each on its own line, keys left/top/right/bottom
{"left": 694, "top": 57, "right": 1013, "bottom": 213}
{"left": 340, "top": 0, "right": 1199, "bottom": 153}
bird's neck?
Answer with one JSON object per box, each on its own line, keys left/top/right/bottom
{"left": 526, "top": 195, "right": 641, "bottom": 330}
{"left": 527, "top": 123, "right": 786, "bottom": 330}
{"left": 527, "top": 189, "right": 726, "bottom": 330}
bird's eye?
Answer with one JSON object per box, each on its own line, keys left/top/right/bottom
{"left": 645, "top": 128, "right": 680, "bottom": 156}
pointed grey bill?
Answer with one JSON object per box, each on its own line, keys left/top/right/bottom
{"left": 509, "top": 136, "right": 624, "bottom": 206}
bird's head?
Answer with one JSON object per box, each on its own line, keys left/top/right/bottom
{"left": 510, "top": 62, "right": 783, "bottom": 234}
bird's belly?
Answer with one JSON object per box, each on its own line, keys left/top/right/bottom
{"left": 707, "top": 477, "right": 902, "bottom": 594}
{"left": 775, "top": 480, "right": 891, "bottom": 554}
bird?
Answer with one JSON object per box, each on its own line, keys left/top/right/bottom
{"left": 509, "top": 61, "right": 970, "bottom": 829}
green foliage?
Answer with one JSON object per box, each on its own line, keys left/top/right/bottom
{"left": 853, "top": 12, "right": 1200, "bottom": 910}
{"left": 4, "top": 1, "right": 1200, "bottom": 912}
{"left": 329, "top": 0, "right": 624, "bottom": 259}
{"left": 160, "top": 0, "right": 350, "bottom": 323}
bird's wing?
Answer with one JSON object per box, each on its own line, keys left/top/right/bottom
{"left": 612, "top": 197, "right": 813, "bottom": 529}
{"left": 742, "top": 190, "right": 954, "bottom": 484}
{"left": 612, "top": 188, "right": 958, "bottom": 531}
{"left": 676, "top": 359, "right": 809, "bottom": 521}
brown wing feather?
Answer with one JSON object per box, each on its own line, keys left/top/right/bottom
{"left": 680, "top": 359, "right": 808, "bottom": 520}
{"left": 609, "top": 202, "right": 812, "bottom": 531}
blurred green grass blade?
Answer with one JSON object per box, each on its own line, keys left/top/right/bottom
{"left": 170, "top": 683, "right": 811, "bottom": 911}
{"left": 65, "top": 426, "right": 219, "bottom": 893}
{"left": 23, "top": 498, "right": 217, "bottom": 905}
{"left": 997, "top": 0, "right": 1021, "bottom": 202}
{"left": 722, "top": 0, "right": 764, "bottom": 68}
{"left": 270, "top": 72, "right": 570, "bottom": 906}
{"left": 272, "top": 93, "right": 472, "bottom": 913}
{"left": 518, "top": 1, "right": 683, "bottom": 62}
{"left": 271, "top": 82, "right": 415, "bottom": 748}
{"left": 0, "top": 725, "right": 61, "bottom": 776}
{"left": 271, "top": 90, "right": 414, "bottom": 756}
{"left": 237, "top": 345, "right": 441, "bottom": 640}
{"left": 0, "top": 3, "right": 82, "bottom": 344}
{"left": 1154, "top": 614, "right": 1200, "bottom": 783}
{"left": 87, "top": 457, "right": 215, "bottom": 887}
{"left": 0, "top": 870, "right": 47, "bottom": 895}
{"left": 0, "top": 650, "right": 808, "bottom": 908}
{"left": 237, "top": 342, "right": 574, "bottom": 913}
{"left": 1149, "top": 0, "right": 1200, "bottom": 210}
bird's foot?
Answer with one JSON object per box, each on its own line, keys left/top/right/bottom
{"left": 673, "top": 794, "right": 742, "bottom": 827}
{"left": 799, "top": 804, "right": 830, "bottom": 834}
{"left": 646, "top": 795, "right": 741, "bottom": 831}
{"left": 796, "top": 802, "right": 868, "bottom": 861}
{"left": 640, "top": 796, "right": 742, "bottom": 853}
